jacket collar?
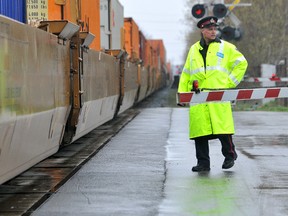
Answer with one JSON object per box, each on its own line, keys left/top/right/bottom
{"left": 200, "top": 37, "right": 221, "bottom": 47}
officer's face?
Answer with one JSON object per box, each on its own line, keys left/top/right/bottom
{"left": 201, "top": 26, "right": 217, "bottom": 42}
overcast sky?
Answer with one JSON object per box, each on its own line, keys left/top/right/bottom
{"left": 118, "top": 0, "right": 188, "bottom": 66}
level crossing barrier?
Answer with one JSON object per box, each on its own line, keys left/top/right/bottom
{"left": 177, "top": 87, "right": 288, "bottom": 104}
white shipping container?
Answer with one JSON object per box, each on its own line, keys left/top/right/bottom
{"left": 100, "top": 0, "right": 124, "bottom": 50}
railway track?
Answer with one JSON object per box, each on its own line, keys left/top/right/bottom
{"left": 0, "top": 109, "right": 140, "bottom": 216}
{"left": 0, "top": 86, "right": 173, "bottom": 215}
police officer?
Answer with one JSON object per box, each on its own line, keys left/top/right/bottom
{"left": 178, "top": 16, "right": 248, "bottom": 172}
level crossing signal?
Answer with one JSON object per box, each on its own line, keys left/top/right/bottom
{"left": 191, "top": 3, "right": 227, "bottom": 19}
{"left": 191, "top": 4, "right": 206, "bottom": 19}
{"left": 191, "top": 3, "right": 242, "bottom": 41}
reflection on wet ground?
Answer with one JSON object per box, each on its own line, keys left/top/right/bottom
{"left": 159, "top": 110, "right": 288, "bottom": 216}
{"left": 183, "top": 172, "right": 238, "bottom": 215}
{"left": 234, "top": 135, "right": 288, "bottom": 147}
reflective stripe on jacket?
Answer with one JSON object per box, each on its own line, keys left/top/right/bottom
{"left": 178, "top": 39, "right": 248, "bottom": 139}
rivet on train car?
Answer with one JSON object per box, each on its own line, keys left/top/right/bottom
{"left": 70, "top": 42, "right": 76, "bottom": 49}
{"left": 70, "top": 68, "right": 77, "bottom": 74}
{"left": 79, "top": 90, "right": 84, "bottom": 94}
{"left": 78, "top": 57, "right": 83, "bottom": 62}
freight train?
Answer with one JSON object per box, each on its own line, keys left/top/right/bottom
{"left": 0, "top": 0, "right": 171, "bottom": 184}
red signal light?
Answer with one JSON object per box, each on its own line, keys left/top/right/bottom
{"left": 192, "top": 4, "right": 206, "bottom": 19}
{"left": 196, "top": 9, "right": 203, "bottom": 15}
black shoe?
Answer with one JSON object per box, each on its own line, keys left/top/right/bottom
{"left": 192, "top": 165, "right": 210, "bottom": 172}
{"left": 222, "top": 160, "right": 235, "bottom": 169}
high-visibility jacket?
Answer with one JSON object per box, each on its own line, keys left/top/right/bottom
{"left": 178, "top": 39, "right": 248, "bottom": 139}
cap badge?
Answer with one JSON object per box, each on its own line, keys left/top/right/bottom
{"left": 210, "top": 18, "right": 215, "bottom": 23}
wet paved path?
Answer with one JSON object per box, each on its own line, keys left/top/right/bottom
{"left": 31, "top": 107, "right": 288, "bottom": 216}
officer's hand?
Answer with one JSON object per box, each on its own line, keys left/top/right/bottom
{"left": 177, "top": 103, "right": 186, "bottom": 107}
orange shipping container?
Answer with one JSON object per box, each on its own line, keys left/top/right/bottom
{"left": 144, "top": 40, "right": 153, "bottom": 68}
{"left": 150, "top": 39, "right": 166, "bottom": 68}
{"left": 147, "top": 39, "right": 158, "bottom": 70}
{"left": 139, "top": 31, "right": 146, "bottom": 64}
{"left": 124, "top": 17, "right": 140, "bottom": 60}
{"left": 139, "top": 31, "right": 151, "bottom": 67}
{"left": 48, "top": 0, "right": 101, "bottom": 50}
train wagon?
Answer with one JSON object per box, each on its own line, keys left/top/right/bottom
{"left": 0, "top": 0, "right": 169, "bottom": 185}
{"left": 0, "top": 15, "right": 74, "bottom": 184}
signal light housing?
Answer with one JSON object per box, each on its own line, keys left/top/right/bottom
{"left": 220, "top": 26, "right": 242, "bottom": 41}
{"left": 220, "top": 26, "right": 235, "bottom": 41}
{"left": 213, "top": 4, "right": 227, "bottom": 18}
{"left": 191, "top": 4, "right": 206, "bottom": 19}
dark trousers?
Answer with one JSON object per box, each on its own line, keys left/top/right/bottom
{"left": 194, "top": 134, "right": 238, "bottom": 167}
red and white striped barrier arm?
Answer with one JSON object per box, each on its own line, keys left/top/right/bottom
{"left": 177, "top": 87, "right": 288, "bottom": 104}
{"left": 244, "top": 77, "right": 288, "bottom": 82}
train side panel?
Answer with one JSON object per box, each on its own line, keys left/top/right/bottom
{"left": 70, "top": 51, "right": 120, "bottom": 142}
{"left": 136, "top": 66, "right": 149, "bottom": 103}
{"left": 0, "top": 15, "right": 71, "bottom": 184}
{"left": 118, "top": 61, "right": 139, "bottom": 114}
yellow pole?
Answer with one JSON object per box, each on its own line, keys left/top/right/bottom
{"left": 228, "top": 0, "right": 241, "bottom": 11}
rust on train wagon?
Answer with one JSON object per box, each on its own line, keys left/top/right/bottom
{"left": 47, "top": 0, "right": 101, "bottom": 50}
